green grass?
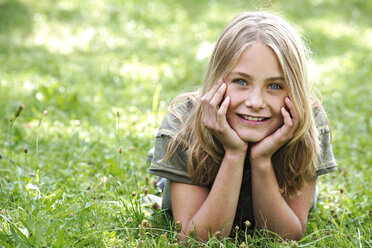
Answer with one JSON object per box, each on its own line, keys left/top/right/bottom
{"left": 0, "top": 0, "right": 371, "bottom": 247}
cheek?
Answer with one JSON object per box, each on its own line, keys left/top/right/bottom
{"left": 273, "top": 95, "right": 286, "bottom": 113}
{"left": 272, "top": 99, "right": 286, "bottom": 126}
{"left": 225, "top": 85, "right": 232, "bottom": 97}
{"left": 225, "top": 86, "right": 240, "bottom": 106}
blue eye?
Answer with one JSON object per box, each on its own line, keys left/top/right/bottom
{"left": 268, "top": 83, "right": 282, "bottom": 90}
{"left": 233, "top": 79, "right": 247, "bottom": 86}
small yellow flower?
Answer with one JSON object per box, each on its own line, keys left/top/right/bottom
{"left": 239, "top": 242, "right": 247, "bottom": 248}
{"left": 140, "top": 219, "right": 151, "bottom": 229}
{"left": 244, "top": 220, "right": 251, "bottom": 228}
{"left": 152, "top": 202, "right": 159, "bottom": 210}
{"left": 143, "top": 187, "right": 149, "bottom": 195}
{"left": 213, "top": 230, "right": 222, "bottom": 240}
{"left": 175, "top": 221, "right": 182, "bottom": 232}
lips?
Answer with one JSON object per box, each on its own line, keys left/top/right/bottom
{"left": 238, "top": 114, "right": 268, "bottom": 121}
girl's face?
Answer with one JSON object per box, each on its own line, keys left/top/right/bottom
{"left": 224, "top": 43, "right": 288, "bottom": 143}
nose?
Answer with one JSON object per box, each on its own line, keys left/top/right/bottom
{"left": 245, "top": 88, "right": 266, "bottom": 110}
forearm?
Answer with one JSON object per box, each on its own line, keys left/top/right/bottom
{"left": 251, "top": 159, "right": 304, "bottom": 240}
{"left": 180, "top": 152, "right": 245, "bottom": 240}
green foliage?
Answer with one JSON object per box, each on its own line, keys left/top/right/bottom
{"left": 0, "top": 0, "right": 371, "bottom": 247}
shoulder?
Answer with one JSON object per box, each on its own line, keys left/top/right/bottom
{"left": 312, "top": 106, "right": 330, "bottom": 134}
{"left": 312, "top": 105, "right": 337, "bottom": 176}
{"left": 157, "top": 99, "right": 195, "bottom": 138}
{"left": 149, "top": 99, "right": 196, "bottom": 184}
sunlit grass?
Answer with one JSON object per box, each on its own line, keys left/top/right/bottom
{"left": 0, "top": 0, "right": 371, "bottom": 247}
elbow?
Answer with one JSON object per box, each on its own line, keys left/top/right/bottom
{"left": 286, "top": 231, "right": 304, "bottom": 241}
{"left": 178, "top": 222, "right": 231, "bottom": 242}
{"left": 283, "top": 224, "right": 306, "bottom": 241}
{"left": 258, "top": 220, "right": 306, "bottom": 241}
{"left": 284, "top": 215, "right": 307, "bottom": 241}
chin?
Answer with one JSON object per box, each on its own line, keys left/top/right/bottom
{"left": 240, "top": 135, "right": 266, "bottom": 143}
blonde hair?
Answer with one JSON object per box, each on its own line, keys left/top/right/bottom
{"left": 165, "top": 11, "right": 321, "bottom": 197}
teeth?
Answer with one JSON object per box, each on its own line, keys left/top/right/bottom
{"left": 241, "top": 115, "right": 265, "bottom": 121}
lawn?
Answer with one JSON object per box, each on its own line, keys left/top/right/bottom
{"left": 0, "top": 0, "right": 371, "bottom": 247}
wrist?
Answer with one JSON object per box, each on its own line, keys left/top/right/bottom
{"left": 224, "top": 148, "right": 248, "bottom": 162}
{"left": 225, "top": 146, "right": 248, "bottom": 158}
{"left": 249, "top": 146, "right": 273, "bottom": 165}
{"left": 250, "top": 156, "right": 272, "bottom": 169}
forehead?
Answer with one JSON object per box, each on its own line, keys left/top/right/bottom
{"left": 230, "top": 43, "right": 283, "bottom": 78}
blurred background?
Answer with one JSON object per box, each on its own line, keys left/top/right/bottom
{"left": 1, "top": 0, "right": 371, "bottom": 136}
{"left": 0, "top": 0, "right": 371, "bottom": 246}
{"left": 1, "top": 0, "right": 371, "bottom": 180}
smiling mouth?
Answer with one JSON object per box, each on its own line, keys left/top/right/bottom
{"left": 238, "top": 114, "right": 268, "bottom": 121}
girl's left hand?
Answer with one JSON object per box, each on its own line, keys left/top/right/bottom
{"left": 250, "top": 97, "right": 299, "bottom": 164}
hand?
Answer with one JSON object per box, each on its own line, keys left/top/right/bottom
{"left": 250, "top": 97, "right": 299, "bottom": 163}
{"left": 201, "top": 80, "right": 248, "bottom": 154}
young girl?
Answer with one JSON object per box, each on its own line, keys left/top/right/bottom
{"left": 149, "top": 11, "right": 336, "bottom": 241}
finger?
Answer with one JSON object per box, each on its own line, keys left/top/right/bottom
{"left": 284, "top": 97, "right": 298, "bottom": 121}
{"left": 202, "top": 81, "right": 221, "bottom": 110}
{"left": 284, "top": 98, "right": 300, "bottom": 133}
{"left": 202, "top": 79, "right": 223, "bottom": 102}
{"left": 201, "top": 80, "right": 223, "bottom": 124}
{"left": 268, "top": 107, "right": 292, "bottom": 144}
{"left": 212, "top": 96, "right": 229, "bottom": 132}
{"left": 202, "top": 81, "right": 223, "bottom": 128}
{"left": 201, "top": 100, "right": 215, "bottom": 128}
{"left": 210, "top": 83, "right": 226, "bottom": 107}
{"left": 217, "top": 96, "right": 230, "bottom": 120}
{"left": 281, "top": 106, "right": 293, "bottom": 128}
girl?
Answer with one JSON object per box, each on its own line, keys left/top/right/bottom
{"left": 149, "top": 11, "right": 337, "bottom": 241}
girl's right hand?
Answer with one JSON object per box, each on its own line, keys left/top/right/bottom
{"left": 201, "top": 80, "right": 248, "bottom": 154}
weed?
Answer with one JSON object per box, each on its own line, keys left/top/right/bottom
{"left": 0, "top": 0, "right": 371, "bottom": 247}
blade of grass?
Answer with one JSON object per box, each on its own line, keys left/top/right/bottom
{"left": 9, "top": 224, "right": 31, "bottom": 247}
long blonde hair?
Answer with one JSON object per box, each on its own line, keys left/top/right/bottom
{"left": 165, "top": 11, "right": 320, "bottom": 197}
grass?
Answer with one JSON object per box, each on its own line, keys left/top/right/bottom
{"left": 0, "top": 0, "right": 371, "bottom": 247}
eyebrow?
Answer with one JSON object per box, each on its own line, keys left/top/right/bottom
{"left": 229, "top": 71, "right": 285, "bottom": 81}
